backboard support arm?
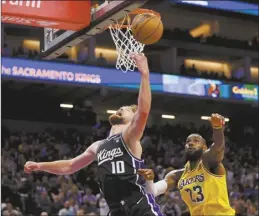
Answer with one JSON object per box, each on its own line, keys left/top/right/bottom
{"left": 41, "top": 0, "right": 149, "bottom": 60}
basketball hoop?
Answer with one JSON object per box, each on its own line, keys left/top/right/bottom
{"left": 108, "top": 9, "right": 160, "bottom": 73}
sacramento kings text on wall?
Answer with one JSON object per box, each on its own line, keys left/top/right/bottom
{"left": 1, "top": 0, "right": 41, "bottom": 9}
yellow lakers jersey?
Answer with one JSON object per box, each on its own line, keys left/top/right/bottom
{"left": 178, "top": 160, "right": 235, "bottom": 216}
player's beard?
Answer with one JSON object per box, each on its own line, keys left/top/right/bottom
{"left": 185, "top": 148, "right": 203, "bottom": 162}
{"left": 109, "top": 114, "right": 125, "bottom": 125}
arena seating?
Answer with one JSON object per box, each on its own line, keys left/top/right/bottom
{"left": 2, "top": 27, "right": 258, "bottom": 84}
{"left": 1, "top": 120, "right": 258, "bottom": 216}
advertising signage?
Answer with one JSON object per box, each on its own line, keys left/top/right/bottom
{"left": 1, "top": 57, "right": 258, "bottom": 104}
{"left": 231, "top": 84, "right": 258, "bottom": 102}
{"left": 162, "top": 74, "right": 229, "bottom": 98}
{"left": 170, "top": 0, "right": 258, "bottom": 16}
{"left": 162, "top": 74, "right": 258, "bottom": 103}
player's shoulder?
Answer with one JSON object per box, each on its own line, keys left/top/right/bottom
{"left": 89, "top": 139, "right": 106, "bottom": 153}
{"left": 93, "top": 139, "right": 105, "bottom": 146}
{"left": 165, "top": 168, "right": 185, "bottom": 180}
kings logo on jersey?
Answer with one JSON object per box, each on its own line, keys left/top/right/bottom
{"left": 97, "top": 147, "right": 123, "bottom": 165}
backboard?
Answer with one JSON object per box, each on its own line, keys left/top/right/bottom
{"left": 41, "top": 0, "right": 149, "bottom": 60}
{"left": 2, "top": 1, "right": 91, "bottom": 30}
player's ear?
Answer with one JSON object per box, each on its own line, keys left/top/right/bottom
{"left": 130, "top": 104, "right": 138, "bottom": 113}
{"left": 202, "top": 137, "right": 207, "bottom": 151}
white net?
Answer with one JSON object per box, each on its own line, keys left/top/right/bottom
{"left": 109, "top": 16, "right": 145, "bottom": 73}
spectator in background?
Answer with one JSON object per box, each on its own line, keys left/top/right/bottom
{"left": 250, "top": 32, "right": 259, "bottom": 47}
{"left": 77, "top": 46, "right": 88, "bottom": 64}
{"left": 235, "top": 197, "right": 247, "bottom": 216}
{"left": 246, "top": 199, "right": 257, "bottom": 216}
{"left": 68, "top": 198, "right": 79, "bottom": 215}
{"left": 76, "top": 209, "right": 85, "bottom": 216}
{"left": 36, "top": 191, "right": 52, "bottom": 213}
{"left": 2, "top": 202, "right": 22, "bottom": 216}
{"left": 58, "top": 201, "right": 71, "bottom": 216}
{"left": 2, "top": 43, "right": 11, "bottom": 56}
{"left": 96, "top": 53, "right": 107, "bottom": 66}
{"left": 28, "top": 50, "right": 34, "bottom": 59}
{"left": 50, "top": 193, "right": 64, "bottom": 215}
{"left": 17, "top": 46, "right": 25, "bottom": 57}
{"left": 97, "top": 193, "right": 109, "bottom": 216}
{"left": 82, "top": 188, "right": 98, "bottom": 215}
{"left": 161, "top": 199, "right": 181, "bottom": 216}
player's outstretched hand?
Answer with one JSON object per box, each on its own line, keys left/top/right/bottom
{"left": 129, "top": 53, "right": 149, "bottom": 76}
{"left": 24, "top": 161, "right": 40, "bottom": 174}
{"left": 137, "top": 169, "right": 155, "bottom": 181}
{"left": 209, "top": 113, "right": 225, "bottom": 129}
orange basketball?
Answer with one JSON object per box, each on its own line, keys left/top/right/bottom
{"left": 131, "top": 13, "right": 163, "bottom": 45}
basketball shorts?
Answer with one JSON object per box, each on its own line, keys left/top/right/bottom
{"left": 107, "top": 194, "right": 164, "bottom": 216}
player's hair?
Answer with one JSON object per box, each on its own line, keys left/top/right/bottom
{"left": 129, "top": 104, "right": 138, "bottom": 113}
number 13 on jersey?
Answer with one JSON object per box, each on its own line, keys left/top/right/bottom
{"left": 111, "top": 161, "right": 125, "bottom": 174}
{"left": 185, "top": 185, "right": 204, "bottom": 203}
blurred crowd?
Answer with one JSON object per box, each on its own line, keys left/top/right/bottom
{"left": 179, "top": 64, "right": 245, "bottom": 83}
{"left": 1, "top": 119, "right": 258, "bottom": 216}
{"left": 1, "top": 43, "right": 108, "bottom": 68}
{"left": 2, "top": 27, "right": 258, "bottom": 84}
{"left": 163, "top": 28, "right": 259, "bottom": 51}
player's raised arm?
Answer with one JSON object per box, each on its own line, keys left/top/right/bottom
{"left": 138, "top": 168, "right": 184, "bottom": 197}
{"left": 123, "top": 53, "right": 151, "bottom": 144}
{"left": 203, "top": 113, "right": 226, "bottom": 167}
{"left": 24, "top": 141, "right": 100, "bottom": 175}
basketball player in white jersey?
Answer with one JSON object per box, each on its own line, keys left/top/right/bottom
{"left": 24, "top": 53, "right": 164, "bottom": 216}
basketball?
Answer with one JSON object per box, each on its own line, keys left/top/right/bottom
{"left": 131, "top": 13, "right": 163, "bottom": 45}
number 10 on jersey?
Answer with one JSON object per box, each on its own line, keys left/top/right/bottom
{"left": 111, "top": 161, "right": 125, "bottom": 174}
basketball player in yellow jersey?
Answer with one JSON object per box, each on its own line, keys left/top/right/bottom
{"left": 138, "top": 113, "right": 235, "bottom": 216}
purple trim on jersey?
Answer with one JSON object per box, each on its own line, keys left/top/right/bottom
{"left": 147, "top": 194, "right": 164, "bottom": 216}
{"left": 134, "top": 159, "right": 164, "bottom": 216}
{"left": 134, "top": 160, "right": 146, "bottom": 194}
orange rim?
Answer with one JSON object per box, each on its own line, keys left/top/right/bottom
{"left": 128, "top": 8, "right": 160, "bottom": 17}
{"left": 108, "top": 8, "right": 161, "bottom": 29}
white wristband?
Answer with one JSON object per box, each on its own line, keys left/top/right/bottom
{"left": 145, "top": 180, "right": 168, "bottom": 197}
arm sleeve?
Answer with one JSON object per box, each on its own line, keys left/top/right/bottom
{"left": 144, "top": 180, "right": 168, "bottom": 197}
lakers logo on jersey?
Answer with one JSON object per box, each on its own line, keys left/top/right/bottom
{"left": 178, "top": 174, "right": 204, "bottom": 190}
